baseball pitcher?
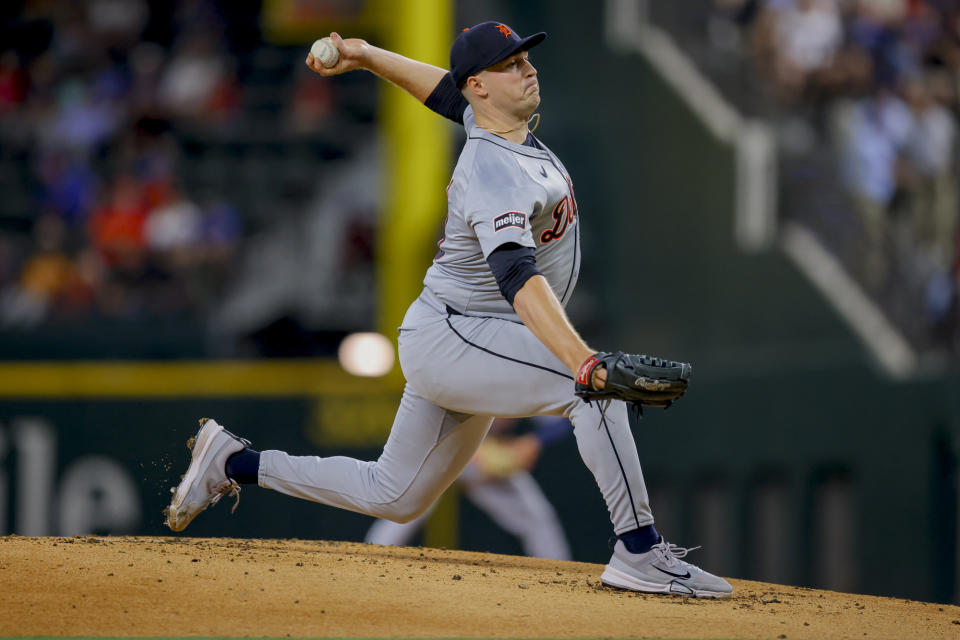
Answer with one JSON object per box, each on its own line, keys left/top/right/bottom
{"left": 164, "top": 21, "right": 732, "bottom": 598}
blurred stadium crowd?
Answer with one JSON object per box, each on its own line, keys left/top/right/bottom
{"left": 0, "top": 0, "right": 367, "bottom": 341}
{"left": 663, "top": 0, "right": 960, "bottom": 353}
{"left": 0, "top": 1, "right": 243, "bottom": 326}
{"left": 5, "top": 0, "right": 960, "bottom": 359}
{"left": 756, "top": 0, "right": 959, "bottom": 347}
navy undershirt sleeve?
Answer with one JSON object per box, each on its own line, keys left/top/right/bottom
{"left": 487, "top": 243, "right": 541, "bottom": 305}
{"left": 424, "top": 72, "right": 469, "bottom": 124}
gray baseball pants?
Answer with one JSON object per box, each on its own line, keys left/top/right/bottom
{"left": 258, "top": 287, "right": 654, "bottom": 535}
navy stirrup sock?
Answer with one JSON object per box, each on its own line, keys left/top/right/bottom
{"left": 225, "top": 448, "right": 261, "bottom": 485}
{"left": 619, "top": 524, "right": 660, "bottom": 554}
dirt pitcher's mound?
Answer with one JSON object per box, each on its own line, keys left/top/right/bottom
{"left": 1, "top": 536, "right": 958, "bottom": 639}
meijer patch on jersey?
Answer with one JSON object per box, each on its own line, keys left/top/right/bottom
{"left": 493, "top": 211, "right": 526, "bottom": 231}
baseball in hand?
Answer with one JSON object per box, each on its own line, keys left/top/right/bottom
{"left": 310, "top": 37, "right": 339, "bottom": 68}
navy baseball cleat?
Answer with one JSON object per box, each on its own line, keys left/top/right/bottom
{"left": 601, "top": 538, "right": 733, "bottom": 598}
{"left": 164, "top": 418, "right": 248, "bottom": 532}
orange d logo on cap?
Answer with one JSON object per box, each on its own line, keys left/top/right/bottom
{"left": 496, "top": 24, "right": 511, "bottom": 38}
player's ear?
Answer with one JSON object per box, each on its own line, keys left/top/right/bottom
{"left": 466, "top": 75, "right": 486, "bottom": 98}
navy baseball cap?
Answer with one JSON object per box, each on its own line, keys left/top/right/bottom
{"left": 450, "top": 21, "right": 546, "bottom": 88}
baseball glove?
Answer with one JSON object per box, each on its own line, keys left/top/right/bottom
{"left": 575, "top": 351, "right": 692, "bottom": 410}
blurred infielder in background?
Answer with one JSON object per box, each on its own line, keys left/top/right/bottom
{"left": 164, "top": 21, "right": 733, "bottom": 598}
{"left": 366, "top": 416, "right": 573, "bottom": 560}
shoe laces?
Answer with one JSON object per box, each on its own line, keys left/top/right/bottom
{"left": 650, "top": 539, "right": 701, "bottom": 568}
{"left": 210, "top": 479, "right": 242, "bottom": 514}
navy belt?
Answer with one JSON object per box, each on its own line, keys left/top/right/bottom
{"left": 445, "top": 305, "right": 463, "bottom": 316}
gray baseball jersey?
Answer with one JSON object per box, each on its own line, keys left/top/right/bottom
{"left": 424, "top": 105, "right": 580, "bottom": 320}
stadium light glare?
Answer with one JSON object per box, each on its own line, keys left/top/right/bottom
{"left": 337, "top": 332, "right": 395, "bottom": 377}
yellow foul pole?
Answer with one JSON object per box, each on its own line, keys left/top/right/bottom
{"left": 377, "top": 0, "right": 457, "bottom": 549}
{"left": 377, "top": 0, "right": 453, "bottom": 339}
